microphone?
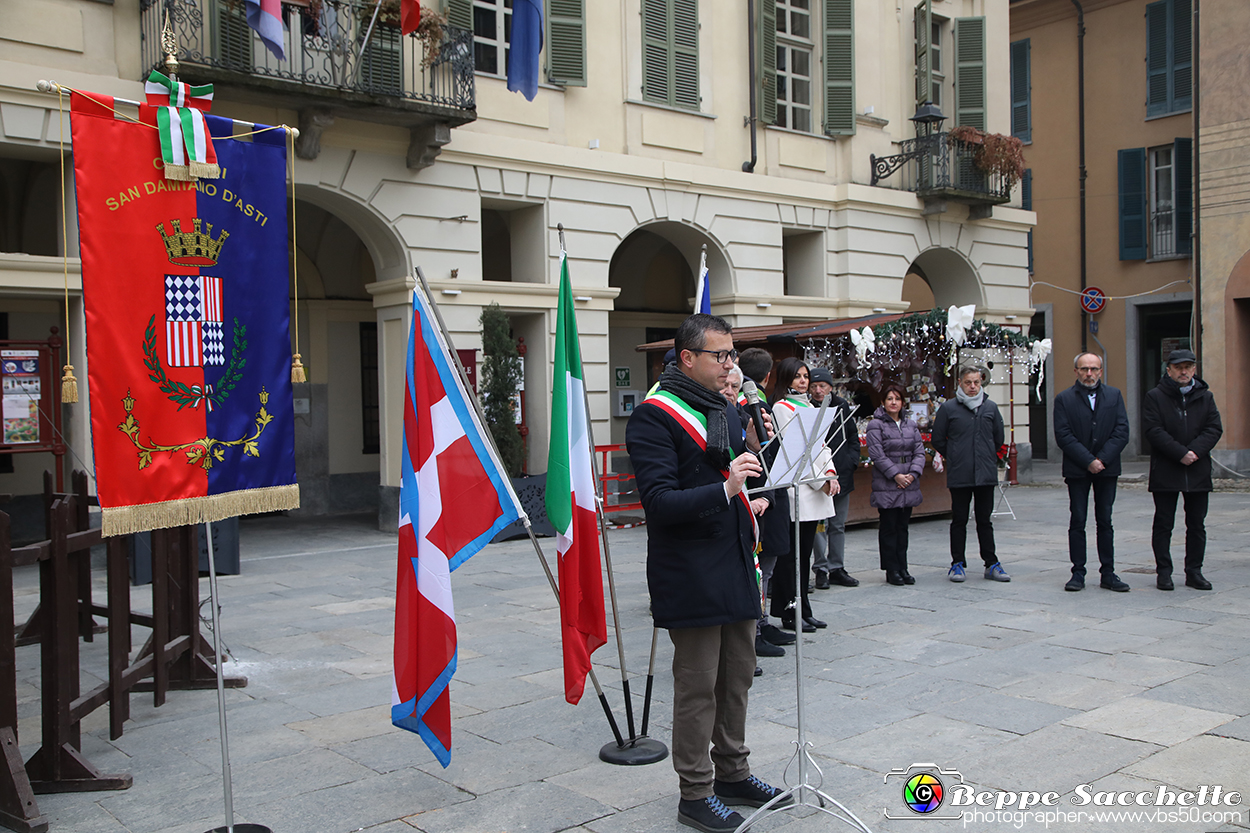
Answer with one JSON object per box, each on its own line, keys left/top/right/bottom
{"left": 740, "top": 379, "right": 769, "bottom": 446}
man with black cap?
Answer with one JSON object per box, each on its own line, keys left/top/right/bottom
{"left": 808, "top": 367, "right": 860, "bottom": 588}
{"left": 1142, "top": 348, "right": 1224, "bottom": 591}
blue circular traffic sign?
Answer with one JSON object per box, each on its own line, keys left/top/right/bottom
{"left": 1080, "top": 287, "right": 1107, "bottom": 315}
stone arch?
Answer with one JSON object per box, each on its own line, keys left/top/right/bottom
{"left": 294, "top": 184, "right": 409, "bottom": 284}
{"left": 906, "top": 246, "right": 985, "bottom": 310}
{"left": 608, "top": 220, "right": 733, "bottom": 313}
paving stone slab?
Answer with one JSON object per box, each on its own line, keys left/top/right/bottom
{"left": 401, "top": 780, "right": 614, "bottom": 833}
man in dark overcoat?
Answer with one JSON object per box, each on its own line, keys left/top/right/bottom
{"left": 1142, "top": 349, "right": 1224, "bottom": 590}
{"left": 931, "top": 364, "right": 1010, "bottom": 582}
{"left": 626, "top": 314, "right": 791, "bottom": 833}
{"left": 1053, "top": 352, "right": 1131, "bottom": 592}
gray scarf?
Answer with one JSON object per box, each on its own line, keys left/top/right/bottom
{"left": 657, "top": 363, "right": 733, "bottom": 470}
{"left": 955, "top": 387, "right": 984, "bottom": 412}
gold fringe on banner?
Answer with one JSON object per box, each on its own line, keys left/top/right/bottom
{"left": 61, "top": 365, "right": 78, "bottom": 404}
{"left": 100, "top": 483, "right": 301, "bottom": 537}
{"left": 188, "top": 160, "right": 221, "bottom": 180}
{"left": 163, "top": 164, "right": 194, "bottom": 182}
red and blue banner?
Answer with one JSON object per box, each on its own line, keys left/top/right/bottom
{"left": 70, "top": 91, "right": 299, "bottom": 536}
{"left": 392, "top": 287, "right": 522, "bottom": 767}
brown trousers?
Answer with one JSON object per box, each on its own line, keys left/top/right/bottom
{"left": 668, "top": 618, "right": 756, "bottom": 800}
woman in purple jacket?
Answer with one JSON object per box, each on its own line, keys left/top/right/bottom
{"left": 866, "top": 383, "right": 927, "bottom": 585}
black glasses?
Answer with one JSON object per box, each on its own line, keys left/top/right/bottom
{"left": 688, "top": 348, "right": 739, "bottom": 364}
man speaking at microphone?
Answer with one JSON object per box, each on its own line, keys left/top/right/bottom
{"left": 627, "top": 314, "right": 791, "bottom": 833}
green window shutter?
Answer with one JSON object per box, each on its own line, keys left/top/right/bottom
{"left": 1010, "top": 38, "right": 1031, "bottom": 142}
{"left": 215, "top": 1, "right": 253, "bottom": 69}
{"left": 1174, "top": 136, "right": 1192, "bottom": 255}
{"left": 1118, "top": 148, "right": 1148, "bottom": 260}
{"left": 447, "top": 0, "right": 472, "bottom": 31}
{"left": 953, "top": 17, "right": 986, "bottom": 130}
{"left": 914, "top": 0, "right": 932, "bottom": 110}
{"left": 824, "top": 0, "right": 855, "bottom": 136}
{"left": 672, "top": 0, "right": 699, "bottom": 109}
{"left": 1146, "top": 0, "right": 1168, "bottom": 116}
{"left": 760, "top": 0, "right": 777, "bottom": 126}
{"left": 548, "top": 0, "right": 586, "bottom": 86}
{"left": 1172, "top": 0, "right": 1192, "bottom": 111}
{"left": 1022, "top": 168, "right": 1034, "bottom": 273}
{"left": 642, "top": 0, "right": 671, "bottom": 104}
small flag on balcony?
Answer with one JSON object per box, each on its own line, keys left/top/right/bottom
{"left": 401, "top": 0, "right": 421, "bottom": 36}
{"left": 246, "top": 0, "right": 285, "bottom": 61}
{"left": 507, "top": 0, "right": 543, "bottom": 101}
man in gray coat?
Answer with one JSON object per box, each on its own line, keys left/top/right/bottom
{"left": 931, "top": 364, "right": 1010, "bottom": 582}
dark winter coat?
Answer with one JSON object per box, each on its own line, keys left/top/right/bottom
{"left": 818, "top": 394, "right": 859, "bottom": 494}
{"left": 756, "top": 401, "right": 792, "bottom": 557}
{"left": 931, "top": 397, "right": 1005, "bottom": 489}
{"left": 1142, "top": 375, "right": 1223, "bottom": 493}
{"left": 1053, "top": 382, "right": 1130, "bottom": 480}
{"left": 626, "top": 397, "right": 762, "bottom": 629}
{"left": 865, "top": 408, "right": 926, "bottom": 509}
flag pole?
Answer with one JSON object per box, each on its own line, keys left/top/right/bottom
{"left": 557, "top": 228, "right": 666, "bottom": 765}
{"left": 412, "top": 267, "right": 627, "bottom": 749}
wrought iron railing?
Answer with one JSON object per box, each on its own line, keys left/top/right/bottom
{"left": 140, "top": 0, "right": 474, "bottom": 112}
{"left": 870, "top": 133, "right": 1012, "bottom": 204}
{"left": 1150, "top": 205, "right": 1177, "bottom": 258}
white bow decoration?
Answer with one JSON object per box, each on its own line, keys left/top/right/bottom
{"left": 945, "top": 304, "right": 977, "bottom": 346}
{"left": 1030, "top": 337, "right": 1053, "bottom": 399}
{"left": 850, "top": 326, "right": 875, "bottom": 365}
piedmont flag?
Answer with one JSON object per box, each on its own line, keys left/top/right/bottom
{"left": 694, "top": 247, "right": 711, "bottom": 314}
{"left": 246, "top": 0, "right": 285, "bottom": 60}
{"left": 392, "top": 287, "right": 523, "bottom": 766}
{"left": 544, "top": 251, "right": 607, "bottom": 705}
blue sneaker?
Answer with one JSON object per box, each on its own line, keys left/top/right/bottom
{"left": 985, "top": 562, "right": 1011, "bottom": 582}
{"left": 948, "top": 563, "right": 966, "bottom": 582}
{"left": 678, "top": 796, "right": 745, "bottom": 833}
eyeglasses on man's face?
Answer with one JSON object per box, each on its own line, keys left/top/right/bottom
{"left": 688, "top": 348, "right": 739, "bottom": 364}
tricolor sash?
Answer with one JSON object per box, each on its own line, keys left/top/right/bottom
{"left": 144, "top": 71, "right": 221, "bottom": 181}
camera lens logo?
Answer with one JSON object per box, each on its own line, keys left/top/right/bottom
{"left": 903, "top": 771, "right": 944, "bottom": 814}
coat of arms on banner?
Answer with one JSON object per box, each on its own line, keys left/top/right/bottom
{"left": 70, "top": 90, "right": 299, "bottom": 536}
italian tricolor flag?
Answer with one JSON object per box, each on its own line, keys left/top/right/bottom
{"left": 545, "top": 251, "right": 607, "bottom": 705}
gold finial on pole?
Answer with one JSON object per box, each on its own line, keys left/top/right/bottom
{"left": 162, "top": 9, "right": 179, "bottom": 77}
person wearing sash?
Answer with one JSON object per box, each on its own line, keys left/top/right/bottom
{"left": 767, "top": 357, "right": 837, "bottom": 632}
{"left": 626, "top": 314, "right": 791, "bottom": 833}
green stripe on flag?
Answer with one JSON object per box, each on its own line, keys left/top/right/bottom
{"left": 545, "top": 251, "right": 581, "bottom": 535}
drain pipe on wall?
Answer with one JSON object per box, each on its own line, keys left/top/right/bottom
{"left": 1072, "top": 0, "right": 1088, "bottom": 354}
{"left": 743, "top": 0, "right": 758, "bottom": 173}
{"left": 1192, "top": 0, "right": 1202, "bottom": 361}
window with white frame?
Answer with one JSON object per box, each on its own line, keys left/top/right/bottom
{"left": 929, "top": 17, "right": 944, "bottom": 108}
{"left": 1149, "top": 145, "right": 1176, "bottom": 258}
{"left": 473, "top": 0, "right": 511, "bottom": 76}
{"left": 776, "top": 0, "right": 814, "bottom": 132}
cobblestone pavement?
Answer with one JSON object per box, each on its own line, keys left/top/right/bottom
{"left": 15, "top": 480, "right": 1250, "bottom": 833}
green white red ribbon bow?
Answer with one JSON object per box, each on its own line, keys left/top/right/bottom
{"left": 144, "top": 70, "right": 220, "bottom": 181}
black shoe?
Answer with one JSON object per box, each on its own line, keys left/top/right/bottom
{"left": 886, "top": 571, "right": 905, "bottom": 586}
{"left": 781, "top": 616, "right": 816, "bottom": 633}
{"left": 1100, "top": 574, "right": 1130, "bottom": 592}
{"left": 829, "top": 568, "right": 860, "bottom": 587}
{"left": 814, "top": 570, "right": 830, "bottom": 589}
{"left": 754, "top": 666, "right": 763, "bottom": 677}
{"left": 901, "top": 570, "right": 916, "bottom": 585}
{"left": 678, "top": 796, "right": 746, "bottom": 833}
{"left": 714, "top": 775, "right": 796, "bottom": 809}
{"left": 759, "top": 624, "right": 796, "bottom": 646}
{"left": 803, "top": 615, "right": 827, "bottom": 629}
{"left": 1064, "top": 575, "right": 1085, "bottom": 592}
{"left": 1185, "top": 571, "right": 1213, "bottom": 590}
{"left": 755, "top": 636, "right": 785, "bottom": 657}
{"left": 1157, "top": 574, "right": 1174, "bottom": 591}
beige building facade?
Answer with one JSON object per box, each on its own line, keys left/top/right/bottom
{"left": 1, "top": 0, "right": 1033, "bottom": 527}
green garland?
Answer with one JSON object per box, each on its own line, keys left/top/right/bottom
{"left": 143, "top": 314, "right": 248, "bottom": 411}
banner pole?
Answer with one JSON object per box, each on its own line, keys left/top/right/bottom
{"left": 412, "top": 267, "right": 633, "bottom": 752}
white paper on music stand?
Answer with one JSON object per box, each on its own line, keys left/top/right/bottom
{"left": 762, "top": 405, "right": 840, "bottom": 489}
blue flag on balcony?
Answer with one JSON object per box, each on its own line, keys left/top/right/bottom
{"left": 246, "top": 0, "right": 286, "bottom": 61}
{"left": 507, "top": 0, "right": 543, "bottom": 101}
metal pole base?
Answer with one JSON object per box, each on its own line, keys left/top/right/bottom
{"left": 207, "top": 825, "right": 273, "bottom": 833}
{"left": 598, "top": 737, "right": 668, "bottom": 766}
{"left": 734, "top": 784, "right": 873, "bottom": 833}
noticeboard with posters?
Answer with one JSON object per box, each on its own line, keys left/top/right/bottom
{"left": 1, "top": 349, "right": 42, "bottom": 445}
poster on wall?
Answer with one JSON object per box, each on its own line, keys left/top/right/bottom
{"left": 1, "top": 349, "right": 41, "bottom": 444}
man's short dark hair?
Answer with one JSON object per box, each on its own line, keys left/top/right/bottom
{"left": 674, "top": 313, "right": 732, "bottom": 355}
{"left": 738, "top": 347, "right": 774, "bottom": 384}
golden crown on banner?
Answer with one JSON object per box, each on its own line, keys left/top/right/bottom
{"left": 155, "top": 218, "right": 229, "bottom": 267}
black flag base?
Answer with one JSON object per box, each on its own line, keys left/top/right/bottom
{"left": 599, "top": 736, "right": 668, "bottom": 766}
{"left": 207, "top": 825, "right": 272, "bottom": 833}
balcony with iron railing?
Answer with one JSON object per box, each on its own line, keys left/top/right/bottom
{"left": 140, "top": 0, "right": 475, "bottom": 164}
{"left": 871, "top": 132, "right": 1013, "bottom": 213}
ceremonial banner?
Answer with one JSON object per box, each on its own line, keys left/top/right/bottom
{"left": 70, "top": 91, "right": 299, "bottom": 536}
{"left": 545, "top": 250, "right": 606, "bottom": 705}
{"left": 393, "top": 287, "right": 522, "bottom": 766}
